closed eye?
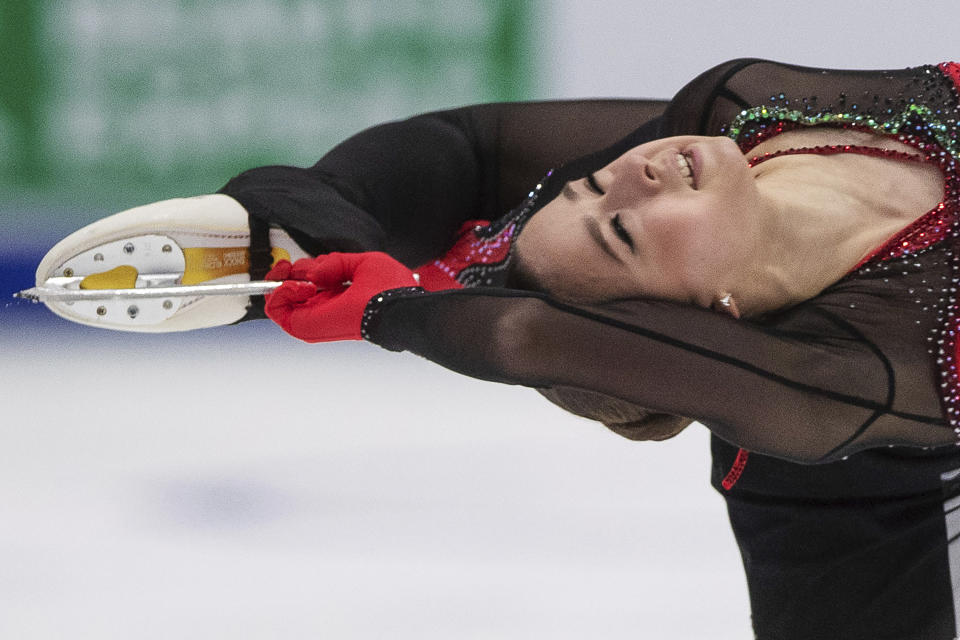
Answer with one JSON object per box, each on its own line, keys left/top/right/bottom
{"left": 611, "top": 214, "right": 634, "bottom": 252}
{"left": 585, "top": 173, "right": 605, "bottom": 195}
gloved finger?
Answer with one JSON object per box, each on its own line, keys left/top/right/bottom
{"left": 286, "top": 257, "right": 324, "bottom": 283}
{"left": 264, "top": 281, "right": 319, "bottom": 331}
{"left": 265, "top": 280, "right": 317, "bottom": 310}
{"left": 265, "top": 260, "right": 293, "bottom": 281}
{"left": 290, "top": 253, "right": 356, "bottom": 289}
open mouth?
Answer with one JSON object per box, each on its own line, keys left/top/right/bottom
{"left": 676, "top": 152, "right": 695, "bottom": 188}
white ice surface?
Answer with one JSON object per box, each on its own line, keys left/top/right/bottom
{"left": 0, "top": 316, "right": 750, "bottom": 639}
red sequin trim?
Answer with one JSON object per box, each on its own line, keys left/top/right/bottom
{"left": 939, "top": 62, "right": 960, "bottom": 92}
{"left": 721, "top": 448, "right": 750, "bottom": 491}
{"left": 415, "top": 218, "right": 517, "bottom": 291}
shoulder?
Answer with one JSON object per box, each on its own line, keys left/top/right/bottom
{"left": 660, "top": 58, "right": 769, "bottom": 136}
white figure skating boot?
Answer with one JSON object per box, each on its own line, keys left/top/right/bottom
{"left": 22, "top": 194, "right": 310, "bottom": 332}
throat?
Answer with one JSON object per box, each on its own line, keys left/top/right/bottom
{"left": 743, "top": 149, "right": 944, "bottom": 313}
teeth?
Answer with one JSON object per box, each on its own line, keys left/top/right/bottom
{"left": 676, "top": 152, "right": 694, "bottom": 187}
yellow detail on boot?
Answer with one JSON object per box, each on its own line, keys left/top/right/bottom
{"left": 182, "top": 247, "right": 249, "bottom": 284}
{"left": 79, "top": 265, "right": 139, "bottom": 290}
{"left": 180, "top": 247, "right": 292, "bottom": 285}
{"left": 271, "top": 247, "right": 290, "bottom": 266}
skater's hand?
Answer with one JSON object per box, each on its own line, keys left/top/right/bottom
{"left": 264, "top": 252, "right": 419, "bottom": 343}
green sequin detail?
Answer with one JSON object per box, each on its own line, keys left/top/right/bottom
{"left": 726, "top": 103, "right": 960, "bottom": 159}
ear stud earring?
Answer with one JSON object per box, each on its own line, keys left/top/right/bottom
{"left": 712, "top": 293, "right": 741, "bottom": 319}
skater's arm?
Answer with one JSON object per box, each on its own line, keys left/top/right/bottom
{"left": 361, "top": 284, "right": 948, "bottom": 464}
{"left": 218, "top": 100, "right": 668, "bottom": 266}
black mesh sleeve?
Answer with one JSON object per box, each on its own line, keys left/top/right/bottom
{"left": 364, "top": 266, "right": 948, "bottom": 464}
{"left": 218, "top": 100, "right": 668, "bottom": 266}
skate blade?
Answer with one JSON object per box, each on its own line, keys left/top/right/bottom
{"left": 15, "top": 280, "right": 285, "bottom": 303}
{"left": 28, "top": 232, "right": 291, "bottom": 329}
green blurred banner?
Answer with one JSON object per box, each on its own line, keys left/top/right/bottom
{"left": 0, "top": 1, "right": 532, "bottom": 210}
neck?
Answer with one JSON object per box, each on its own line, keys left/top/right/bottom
{"left": 724, "top": 200, "right": 809, "bottom": 317}
{"left": 728, "top": 129, "right": 945, "bottom": 316}
{"left": 733, "top": 151, "right": 942, "bottom": 316}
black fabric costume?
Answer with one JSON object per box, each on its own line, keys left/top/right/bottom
{"left": 221, "top": 59, "right": 960, "bottom": 639}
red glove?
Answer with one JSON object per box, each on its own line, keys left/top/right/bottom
{"left": 264, "top": 252, "right": 419, "bottom": 343}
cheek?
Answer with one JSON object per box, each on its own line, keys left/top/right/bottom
{"left": 643, "top": 209, "right": 705, "bottom": 264}
{"left": 643, "top": 213, "right": 726, "bottom": 295}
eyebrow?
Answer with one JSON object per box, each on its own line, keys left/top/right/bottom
{"left": 584, "top": 216, "right": 622, "bottom": 264}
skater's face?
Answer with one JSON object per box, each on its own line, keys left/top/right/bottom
{"left": 515, "top": 135, "right": 768, "bottom": 308}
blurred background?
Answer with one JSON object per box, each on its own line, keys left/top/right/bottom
{"left": 2, "top": 1, "right": 959, "bottom": 637}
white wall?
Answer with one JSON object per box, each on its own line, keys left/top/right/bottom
{"left": 542, "top": 0, "right": 960, "bottom": 100}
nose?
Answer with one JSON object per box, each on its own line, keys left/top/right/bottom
{"left": 604, "top": 150, "right": 666, "bottom": 203}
